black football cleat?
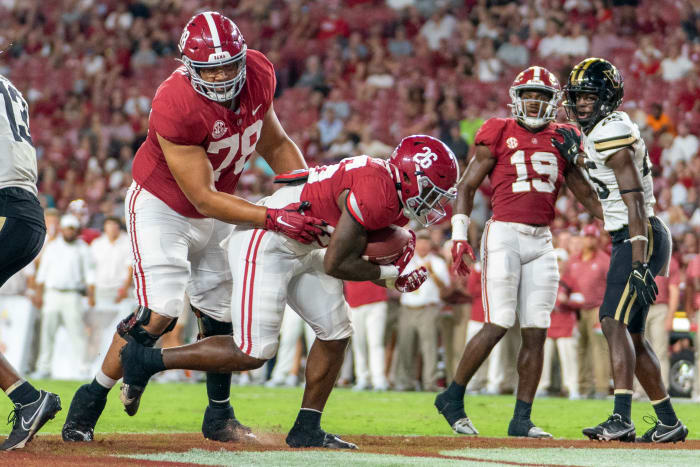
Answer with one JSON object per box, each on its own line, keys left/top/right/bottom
{"left": 286, "top": 424, "right": 357, "bottom": 449}
{"left": 583, "top": 414, "right": 635, "bottom": 442}
{"left": 637, "top": 416, "right": 688, "bottom": 443}
{"left": 62, "top": 384, "right": 107, "bottom": 442}
{"left": 0, "top": 390, "right": 61, "bottom": 450}
{"left": 434, "top": 391, "right": 478, "bottom": 435}
{"left": 508, "top": 417, "right": 552, "bottom": 438}
{"left": 119, "top": 339, "right": 157, "bottom": 416}
{"left": 202, "top": 405, "right": 257, "bottom": 443}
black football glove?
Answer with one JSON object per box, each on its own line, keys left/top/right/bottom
{"left": 628, "top": 261, "right": 658, "bottom": 306}
{"left": 551, "top": 127, "right": 582, "bottom": 167}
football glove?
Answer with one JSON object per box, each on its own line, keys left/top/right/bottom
{"left": 264, "top": 201, "right": 326, "bottom": 244}
{"left": 551, "top": 127, "right": 582, "bottom": 167}
{"left": 394, "top": 267, "right": 428, "bottom": 293}
{"left": 392, "top": 230, "right": 417, "bottom": 274}
{"left": 628, "top": 261, "right": 658, "bottom": 306}
{"left": 451, "top": 240, "right": 476, "bottom": 276}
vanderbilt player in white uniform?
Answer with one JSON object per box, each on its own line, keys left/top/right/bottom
{"left": 551, "top": 58, "right": 687, "bottom": 443}
{"left": 0, "top": 74, "right": 61, "bottom": 450}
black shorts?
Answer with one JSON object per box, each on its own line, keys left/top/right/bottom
{"left": 599, "top": 217, "right": 671, "bottom": 334}
{"left": 0, "top": 187, "right": 46, "bottom": 287}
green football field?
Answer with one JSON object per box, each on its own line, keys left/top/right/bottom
{"left": 2, "top": 379, "right": 698, "bottom": 439}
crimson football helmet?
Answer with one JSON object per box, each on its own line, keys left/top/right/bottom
{"left": 389, "top": 135, "right": 459, "bottom": 227}
{"left": 179, "top": 11, "right": 247, "bottom": 102}
{"left": 508, "top": 66, "right": 561, "bottom": 129}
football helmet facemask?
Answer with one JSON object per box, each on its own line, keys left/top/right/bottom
{"left": 179, "top": 11, "right": 247, "bottom": 103}
{"left": 564, "top": 58, "right": 624, "bottom": 133}
{"left": 508, "top": 66, "right": 561, "bottom": 129}
{"left": 389, "top": 135, "right": 459, "bottom": 227}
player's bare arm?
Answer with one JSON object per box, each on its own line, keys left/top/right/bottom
{"left": 606, "top": 147, "right": 647, "bottom": 264}
{"left": 322, "top": 192, "right": 379, "bottom": 281}
{"left": 158, "top": 132, "right": 270, "bottom": 225}
{"left": 564, "top": 165, "right": 603, "bottom": 220}
{"left": 455, "top": 145, "right": 496, "bottom": 216}
{"left": 451, "top": 144, "right": 495, "bottom": 275}
{"left": 255, "top": 104, "right": 308, "bottom": 173}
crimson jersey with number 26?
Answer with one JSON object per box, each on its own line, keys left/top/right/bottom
{"left": 132, "top": 49, "right": 275, "bottom": 218}
{"left": 476, "top": 118, "right": 575, "bottom": 225}
{"left": 300, "top": 155, "right": 407, "bottom": 232}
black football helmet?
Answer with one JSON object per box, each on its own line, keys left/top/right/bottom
{"left": 563, "top": 58, "right": 624, "bottom": 133}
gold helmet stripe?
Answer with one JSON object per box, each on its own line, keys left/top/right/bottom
{"left": 572, "top": 58, "right": 601, "bottom": 84}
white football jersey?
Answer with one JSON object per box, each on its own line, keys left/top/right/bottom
{"left": 580, "top": 110, "right": 655, "bottom": 232}
{"left": 0, "top": 74, "right": 37, "bottom": 196}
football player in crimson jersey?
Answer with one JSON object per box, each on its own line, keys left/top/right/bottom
{"left": 62, "top": 11, "right": 325, "bottom": 444}
{"left": 118, "top": 135, "right": 458, "bottom": 449}
{"left": 435, "top": 66, "right": 603, "bottom": 438}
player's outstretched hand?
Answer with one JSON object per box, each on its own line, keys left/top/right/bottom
{"left": 265, "top": 201, "right": 326, "bottom": 244}
{"left": 393, "top": 230, "right": 417, "bottom": 273}
{"left": 628, "top": 261, "right": 658, "bottom": 306}
{"left": 551, "top": 127, "right": 582, "bottom": 167}
{"left": 451, "top": 240, "right": 475, "bottom": 276}
{"left": 394, "top": 266, "right": 428, "bottom": 293}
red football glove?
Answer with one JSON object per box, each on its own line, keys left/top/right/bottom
{"left": 393, "top": 230, "right": 417, "bottom": 274}
{"left": 264, "top": 201, "right": 326, "bottom": 244}
{"left": 451, "top": 240, "right": 476, "bottom": 276}
{"left": 394, "top": 267, "right": 428, "bottom": 293}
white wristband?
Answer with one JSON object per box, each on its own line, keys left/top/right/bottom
{"left": 379, "top": 265, "right": 399, "bottom": 280}
{"left": 451, "top": 214, "right": 470, "bottom": 241}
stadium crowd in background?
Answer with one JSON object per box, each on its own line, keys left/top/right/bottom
{"left": 0, "top": 0, "right": 698, "bottom": 397}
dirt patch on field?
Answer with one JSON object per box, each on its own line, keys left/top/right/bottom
{"left": 1, "top": 433, "right": 698, "bottom": 466}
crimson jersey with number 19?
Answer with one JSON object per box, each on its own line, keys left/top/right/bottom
{"left": 132, "top": 49, "right": 275, "bottom": 218}
{"left": 476, "top": 118, "right": 576, "bottom": 226}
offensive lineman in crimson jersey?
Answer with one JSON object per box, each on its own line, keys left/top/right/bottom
{"left": 118, "top": 135, "right": 459, "bottom": 449}
{"left": 435, "top": 66, "right": 603, "bottom": 438}
{"left": 62, "top": 11, "right": 325, "bottom": 444}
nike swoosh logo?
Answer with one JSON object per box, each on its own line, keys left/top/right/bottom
{"left": 277, "top": 216, "right": 294, "bottom": 229}
{"left": 252, "top": 104, "right": 262, "bottom": 115}
{"left": 21, "top": 395, "right": 48, "bottom": 431}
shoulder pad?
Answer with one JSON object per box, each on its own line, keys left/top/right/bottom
{"left": 590, "top": 113, "right": 636, "bottom": 153}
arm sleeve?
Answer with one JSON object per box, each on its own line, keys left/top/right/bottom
{"left": 474, "top": 118, "right": 505, "bottom": 155}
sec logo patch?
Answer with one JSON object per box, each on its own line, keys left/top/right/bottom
{"left": 506, "top": 137, "right": 518, "bottom": 149}
{"left": 212, "top": 120, "right": 227, "bottom": 139}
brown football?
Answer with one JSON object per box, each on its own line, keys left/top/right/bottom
{"left": 362, "top": 225, "right": 412, "bottom": 265}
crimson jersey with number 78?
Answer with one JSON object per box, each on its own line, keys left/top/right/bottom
{"left": 132, "top": 49, "right": 275, "bottom": 218}
{"left": 475, "top": 118, "right": 578, "bottom": 225}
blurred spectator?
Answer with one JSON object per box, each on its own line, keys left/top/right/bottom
{"left": 296, "top": 55, "right": 326, "bottom": 88}
{"left": 395, "top": 231, "right": 449, "bottom": 391}
{"left": 131, "top": 38, "right": 158, "bottom": 68}
{"left": 33, "top": 215, "right": 94, "bottom": 379}
{"left": 265, "top": 306, "right": 314, "bottom": 388}
{"left": 631, "top": 36, "right": 662, "bottom": 77}
{"left": 441, "top": 121, "right": 470, "bottom": 163}
{"left": 496, "top": 33, "right": 530, "bottom": 69}
{"left": 345, "top": 281, "right": 389, "bottom": 391}
{"left": 646, "top": 103, "right": 676, "bottom": 139}
{"left": 560, "top": 22, "right": 590, "bottom": 57}
{"left": 459, "top": 105, "right": 485, "bottom": 146}
{"left": 388, "top": 25, "right": 413, "bottom": 58}
{"left": 86, "top": 216, "right": 132, "bottom": 367}
{"left": 660, "top": 43, "right": 695, "bottom": 82}
{"left": 568, "top": 224, "right": 611, "bottom": 399}
{"left": 437, "top": 241, "right": 470, "bottom": 383}
{"left": 538, "top": 249, "right": 580, "bottom": 399}
{"left": 474, "top": 38, "right": 503, "bottom": 82}
{"left": 317, "top": 107, "right": 344, "bottom": 148}
{"left": 537, "top": 20, "right": 566, "bottom": 57}
{"left": 420, "top": 7, "right": 457, "bottom": 51}
{"left": 663, "top": 122, "right": 699, "bottom": 169}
